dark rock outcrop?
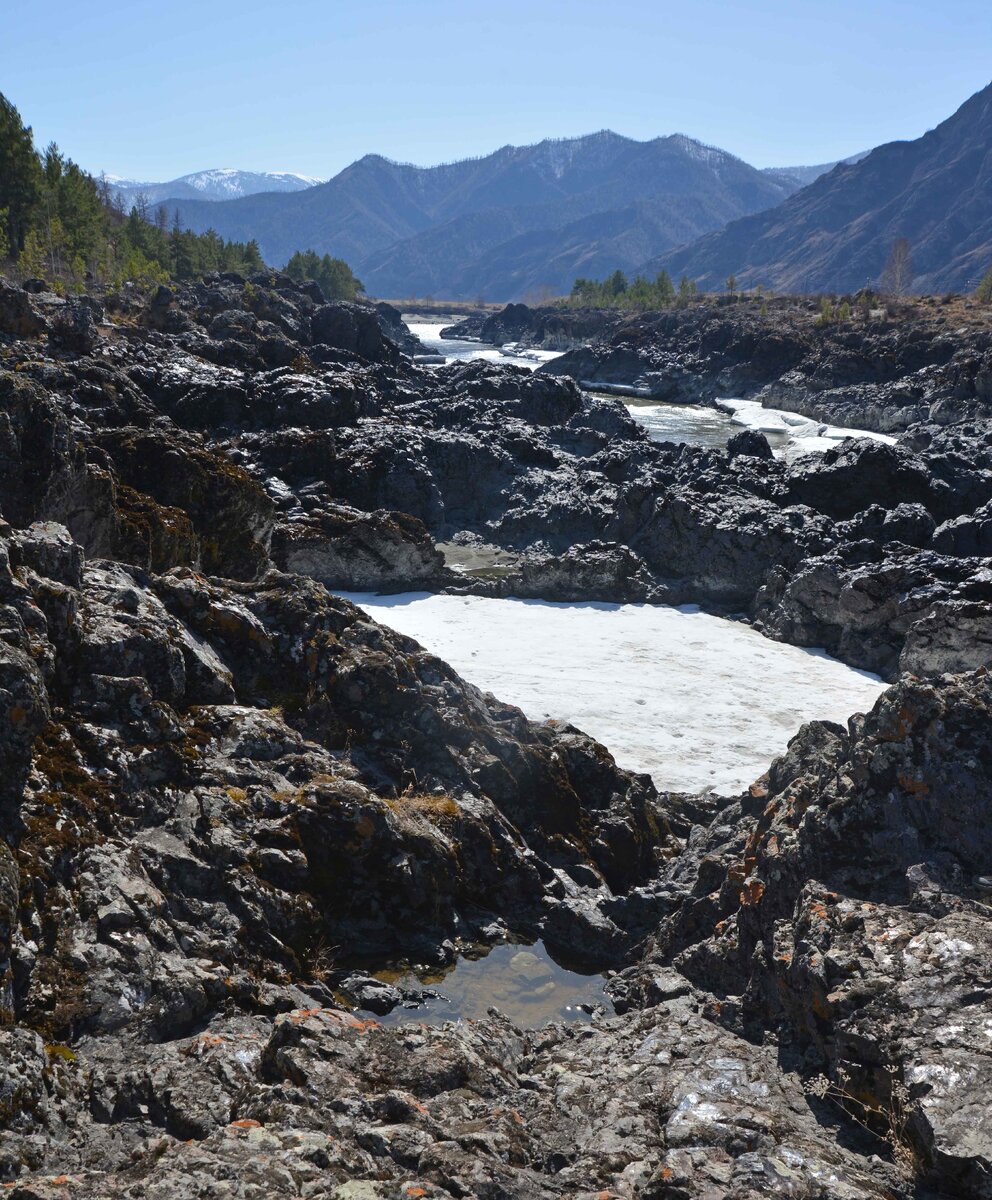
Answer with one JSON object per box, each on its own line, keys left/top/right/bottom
{"left": 618, "top": 671, "right": 992, "bottom": 1196}
{"left": 546, "top": 300, "right": 992, "bottom": 434}
{"left": 1, "top": 270, "right": 991, "bottom": 1196}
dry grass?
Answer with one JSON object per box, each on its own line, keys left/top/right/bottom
{"left": 385, "top": 787, "right": 460, "bottom": 823}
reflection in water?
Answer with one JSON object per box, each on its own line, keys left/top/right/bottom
{"left": 373, "top": 940, "right": 611, "bottom": 1027}
{"left": 435, "top": 540, "right": 520, "bottom": 579}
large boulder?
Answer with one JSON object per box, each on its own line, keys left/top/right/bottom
{"left": 310, "top": 302, "right": 400, "bottom": 365}
{"left": 270, "top": 505, "right": 449, "bottom": 590}
{"left": 787, "top": 439, "right": 943, "bottom": 520}
{"left": 0, "top": 281, "right": 47, "bottom": 339}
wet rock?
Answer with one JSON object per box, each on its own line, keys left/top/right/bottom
{"left": 726, "top": 428, "right": 774, "bottom": 460}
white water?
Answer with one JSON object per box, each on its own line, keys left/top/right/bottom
{"left": 405, "top": 319, "right": 564, "bottom": 371}
{"left": 617, "top": 397, "right": 779, "bottom": 453}
{"left": 340, "top": 592, "right": 885, "bottom": 795}
{"left": 405, "top": 318, "right": 892, "bottom": 457}
{"left": 715, "top": 397, "right": 898, "bottom": 458}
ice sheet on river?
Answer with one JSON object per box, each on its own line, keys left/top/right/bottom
{"left": 339, "top": 593, "right": 886, "bottom": 794}
{"left": 715, "top": 397, "right": 898, "bottom": 456}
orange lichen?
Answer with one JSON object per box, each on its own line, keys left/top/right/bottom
{"left": 740, "top": 878, "right": 765, "bottom": 906}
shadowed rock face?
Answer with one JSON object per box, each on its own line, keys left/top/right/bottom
{"left": 0, "top": 272, "right": 991, "bottom": 1196}
{"left": 545, "top": 300, "right": 992, "bottom": 433}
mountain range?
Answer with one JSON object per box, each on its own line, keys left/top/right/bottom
{"left": 650, "top": 82, "right": 992, "bottom": 293}
{"left": 132, "top": 80, "right": 992, "bottom": 299}
{"left": 106, "top": 169, "right": 322, "bottom": 208}
{"left": 155, "top": 132, "right": 831, "bottom": 299}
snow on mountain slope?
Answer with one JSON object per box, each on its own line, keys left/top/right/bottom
{"left": 106, "top": 169, "right": 322, "bottom": 206}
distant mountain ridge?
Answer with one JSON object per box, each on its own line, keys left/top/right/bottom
{"left": 761, "top": 150, "right": 870, "bottom": 189}
{"left": 156, "top": 131, "right": 818, "bottom": 300}
{"left": 107, "top": 169, "right": 322, "bottom": 207}
{"left": 648, "top": 82, "right": 992, "bottom": 293}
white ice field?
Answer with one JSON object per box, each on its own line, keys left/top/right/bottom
{"left": 340, "top": 593, "right": 886, "bottom": 794}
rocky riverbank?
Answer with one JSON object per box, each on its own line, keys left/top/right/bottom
{"left": 443, "top": 303, "right": 623, "bottom": 351}
{"left": 543, "top": 298, "right": 992, "bottom": 433}
{"left": 1, "top": 273, "right": 991, "bottom": 1196}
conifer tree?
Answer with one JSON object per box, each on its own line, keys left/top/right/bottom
{"left": 0, "top": 92, "right": 43, "bottom": 253}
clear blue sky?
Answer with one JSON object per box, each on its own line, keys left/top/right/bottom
{"left": 3, "top": 0, "right": 990, "bottom": 181}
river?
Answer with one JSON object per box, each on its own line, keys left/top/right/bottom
{"left": 403, "top": 317, "right": 894, "bottom": 458}
{"left": 341, "top": 591, "right": 885, "bottom": 796}
{"left": 356, "top": 319, "right": 891, "bottom": 1025}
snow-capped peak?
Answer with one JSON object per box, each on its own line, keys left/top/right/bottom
{"left": 104, "top": 169, "right": 323, "bottom": 206}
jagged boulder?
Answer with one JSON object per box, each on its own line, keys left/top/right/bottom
{"left": 727, "top": 428, "right": 774, "bottom": 460}
{"left": 310, "top": 301, "right": 400, "bottom": 365}
{"left": 0, "top": 281, "right": 47, "bottom": 339}
{"left": 637, "top": 671, "right": 992, "bottom": 1197}
{"left": 271, "top": 505, "right": 449, "bottom": 591}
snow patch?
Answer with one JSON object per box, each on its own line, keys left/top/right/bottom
{"left": 339, "top": 593, "right": 886, "bottom": 794}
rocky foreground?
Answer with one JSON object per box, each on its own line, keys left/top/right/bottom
{"left": 0, "top": 276, "right": 991, "bottom": 1197}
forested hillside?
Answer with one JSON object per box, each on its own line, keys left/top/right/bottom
{"left": 1, "top": 93, "right": 266, "bottom": 288}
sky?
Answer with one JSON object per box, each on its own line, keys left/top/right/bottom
{"left": 3, "top": 0, "right": 990, "bottom": 182}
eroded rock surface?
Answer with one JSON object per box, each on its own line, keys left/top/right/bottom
{"left": 0, "top": 274, "right": 990, "bottom": 1197}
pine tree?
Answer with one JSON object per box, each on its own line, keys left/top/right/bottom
{"left": 675, "top": 274, "right": 697, "bottom": 308}
{"left": 0, "top": 92, "right": 43, "bottom": 253}
{"left": 606, "top": 269, "right": 628, "bottom": 297}
{"left": 655, "top": 270, "right": 675, "bottom": 305}
{"left": 975, "top": 269, "right": 992, "bottom": 303}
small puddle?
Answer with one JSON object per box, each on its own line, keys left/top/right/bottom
{"left": 436, "top": 540, "right": 520, "bottom": 580}
{"left": 371, "top": 940, "right": 611, "bottom": 1026}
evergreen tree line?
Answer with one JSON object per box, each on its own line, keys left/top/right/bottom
{"left": 570, "top": 256, "right": 992, "bottom": 310}
{"left": 567, "top": 269, "right": 700, "bottom": 309}
{"left": 284, "top": 249, "right": 363, "bottom": 302}
{"left": 0, "top": 92, "right": 360, "bottom": 298}
{"left": 0, "top": 92, "right": 264, "bottom": 290}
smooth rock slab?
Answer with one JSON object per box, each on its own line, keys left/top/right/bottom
{"left": 340, "top": 593, "right": 886, "bottom": 793}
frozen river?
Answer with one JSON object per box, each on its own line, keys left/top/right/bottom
{"left": 340, "top": 592, "right": 886, "bottom": 795}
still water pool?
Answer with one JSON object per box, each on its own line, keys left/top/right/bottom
{"left": 373, "top": 940, "right": 610, "bottom": 1026}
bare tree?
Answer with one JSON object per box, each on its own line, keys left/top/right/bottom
{"left": 880, "top": 238, "right": 913, "bottom": 294}
{"left": 155, "top": 205, "right": 169, "bottom": 236}
{"left": 133, "top": 191, "right": 150, "bottom": 222}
